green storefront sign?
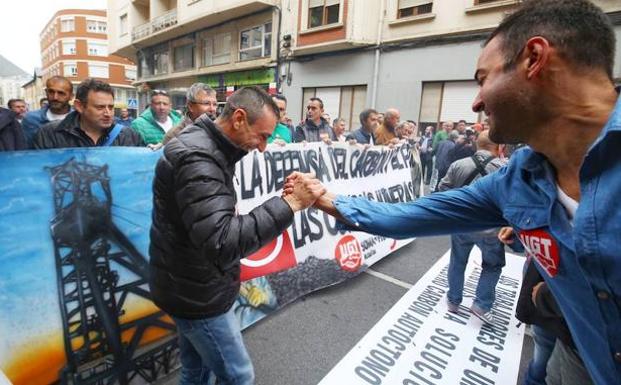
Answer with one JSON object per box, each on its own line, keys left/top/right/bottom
{"left": 198, "top": 68, "right": 276, "bottom": 88}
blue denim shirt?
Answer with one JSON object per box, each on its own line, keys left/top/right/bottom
{"left": 21, "top": 107, "right": 50, "bottom": 149}
{"left": 334, "top": 96, "right": 621, "bottom": 385}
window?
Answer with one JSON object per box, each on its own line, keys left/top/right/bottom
{"left": 474, "top": 0, "right": 504, "bottom": 4}
{"left": 397, "top": 0, "right": 433, "bottom": 18}
{"left": 62, "top": 41, "right": 76, "bottom": 55}
{"left": 87, "top": 20, "right": 107, "bottom": 33}
{"left": 120, "top": 14, "right": 128, "bottom": 36}
{"left": 202, "top": 32, "right": 231, "bottom": 66}
{"left": 125, "top": 68, "right": 137, "bottom": 80}
{"left": 89, "top": 63, "right": 109, "bottom": 78}
{"left": 152, "top": 44, "right": 170, "bottom": 75}
{"left": 308, "top": 0, "right": 340, "bottom": 29}
{"left": 64, "top": 64, "right": 78, "bottom": 77}
{"left": 88, "top": 41, "right": 108, "bottom": 56}
{"left": 239, "top": 23, "right": 271, "bottom": 61}
{"left": 138, "top": 51, "right": 150, "bottom": 77}
{"left": 418, "top": 81, "right": 480, "bottom": 125}
{"left": 60, "top": 18, "right": 74, "bottom": 32}
{"left": 173, "top": 39, "right": 194, "bottom": 71}
{"left": 116, "top": 88, "right": 126, "bottom": 101}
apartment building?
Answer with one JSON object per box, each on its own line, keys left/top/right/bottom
{"left": 108, "top": 1, "right": 621, "bottom": 128}
{"left": 280, "top": 0, "right": 621, "bottom": 130}
{"left": 108, "top": 0, "right": 280, "bottom": 111}
{"left": 40, "top": 9, "right": 138, "bottom": 114}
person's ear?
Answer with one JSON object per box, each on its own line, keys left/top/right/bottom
{"left": 233, "top": 108, "right": 247, "bottom": 130}
{"left": 73, "top": 99, "right": 84, "bottom": 114}
{"left": 522, "top": 36, "right": 551, "bottom": 80}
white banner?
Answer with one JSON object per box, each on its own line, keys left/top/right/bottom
{"left": 234, "top": 142, "right": 421, "bottom": 282}
{"left": 320, "top": 249, "right": 526, "bottom": 385}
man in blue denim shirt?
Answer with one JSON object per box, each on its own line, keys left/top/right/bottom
{"left": 286, "top": 1, "right": 620, "bottom": 384}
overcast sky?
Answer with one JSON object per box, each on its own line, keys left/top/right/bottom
{"left": 1, "top": 0, "right": 107, "bottom": 74}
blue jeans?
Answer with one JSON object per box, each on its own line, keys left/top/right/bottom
{"left": 448, "top": 232, "right": 506, "bottom": 312}
{"left": 524, "top": 325, "right": 556, "bottom": 385}
{"left": 172, "top": 306, "right": 254, "bottom": 385}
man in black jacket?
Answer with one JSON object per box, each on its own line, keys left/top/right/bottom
{"left": 0, "top": 107, "right": 26, "bottom": 151}
{"left": 34, "top": 78, "right": 143, "bottom": 149}
{"left": 149, "top": 86, "right": 324, "bottom": 385}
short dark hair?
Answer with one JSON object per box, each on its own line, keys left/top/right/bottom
{"left": 75, "top": 78, "right": 114, "bottom": 105}
{"left": 273, "top": 94, "right": 287, "bottom": 104}
{"left": 7, "top": 99, "right": 25, "bottom": 109}
{"left": 309, "top": 97, "right": 323, "bottom": 109}
{"left": 486, "top": 0, "right": 616, "bottom": 80}
{"left": 220, "top": 86, "right": 280, "bottom": 125}
{"left": 359, "top": 108, "right": 378, "bottom": 125}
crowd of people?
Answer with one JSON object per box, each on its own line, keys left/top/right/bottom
{"left": 0, "top": 1, "right": 619, "bottom": 385}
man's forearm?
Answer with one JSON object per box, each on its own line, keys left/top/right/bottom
{"left": 313, "top": 192, "right": 345, "bottom": 222}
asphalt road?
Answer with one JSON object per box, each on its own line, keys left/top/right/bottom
{"left": 159, "top": 235, "right": 533, "bottom": 385}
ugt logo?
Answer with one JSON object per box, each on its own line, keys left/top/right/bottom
{"left": 518, "top": 229, "right": 560, "bottom": 277}
{"left": 335, "top": 235, "right": 364, "bottom": 272}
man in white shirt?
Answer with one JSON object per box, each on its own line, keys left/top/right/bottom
{"left": 21, "top": 76, "right": 73, "bottom": 148}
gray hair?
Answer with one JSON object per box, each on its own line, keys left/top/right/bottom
{"left": 186, "top": 83, "right": 216, "bottom": 103}
{"left": 449, "top": 130, "right": 460, "bottom": 141}
{"left": 220, "top": 86, "right": 279, "bottom": 125}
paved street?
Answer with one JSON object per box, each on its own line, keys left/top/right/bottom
{"left": 159, "top": 235, "right": 533, "bottom": 385}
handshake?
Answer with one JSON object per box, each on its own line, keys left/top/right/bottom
{"left": 282, "top": 172, "right": 334, "bottom": 213}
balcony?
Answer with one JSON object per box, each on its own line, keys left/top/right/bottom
{"left": 131, "top": 10, "right": 178, "bottom": 42}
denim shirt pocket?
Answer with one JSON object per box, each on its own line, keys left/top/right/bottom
{"left": 503, "top": 205, "right": 549, "bottom": 231}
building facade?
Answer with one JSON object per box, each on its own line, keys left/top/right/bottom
{"left": 0, "top": 55, "right": 30, "bottom": 107}
{"left": 21, "top": 69, "right": 46, "bottom": 110}
{"left": 108, "top": 0, "right": 280, "bottom": 111}
{"left": 280, "top": 0, "right": 621, "bottom": 130}
{"left": 109, "top": 0, "right": 621, "bottom": 129}
{"left": 40, "top": 9, "right": 138, "bottom": 114}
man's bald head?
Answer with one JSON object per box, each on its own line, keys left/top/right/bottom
{"left": 45, "top": 76, "right": 73, "bottom": 114}
{"left": 476, "top": 129, "right": 500, "bottom": 155}
{"left": 384, "top": 108, "right": 400, "bottom": 130}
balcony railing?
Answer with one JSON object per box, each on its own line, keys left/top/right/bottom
{"left": 131, "top": 10, "right": 178, "bottom": 42}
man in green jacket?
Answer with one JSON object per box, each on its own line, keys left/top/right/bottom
{"left": 131, "top": 90, "right": 182, "bottom": 145}
{"left": 268, "top": 94, "right": 292, "bottom": 145}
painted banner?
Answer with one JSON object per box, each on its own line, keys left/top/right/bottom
{"left": 319, "top": 249, "right": 526, "bottom": 385}
{"left": 0, "top": 142, "right": 421, "bottom": 385}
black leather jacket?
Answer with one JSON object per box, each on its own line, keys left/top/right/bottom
{"left": 149, "top": 115, "right": 294, "bottom": 319}
{"left": 33, "top": 111, "right": 144, "bottom": 149}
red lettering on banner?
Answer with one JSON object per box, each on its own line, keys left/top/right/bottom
{"left": 335, "top": 235, "right": 364, "bottom": 272}
{"left": 518, "top": 229, "right": 560, "bottom": 277}
{"left": 240, "top": 231, "right": 297, "bottom": 281}
{"left": 390, "top": 239, "right": 397, "bottom": 250}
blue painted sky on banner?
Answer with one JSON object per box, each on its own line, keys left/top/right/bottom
{"left": 0, "top": 147, "right": 160, "bottom": 357}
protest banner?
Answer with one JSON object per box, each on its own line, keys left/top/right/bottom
{"left": 319, "top": 249, "right": 525, "bottom": 385}
{"left": 0, "top": 142, "right": 421, "bottom": 385}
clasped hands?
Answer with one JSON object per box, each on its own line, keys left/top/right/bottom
{"left": 281, "top": 172, "right": 328, "bottom": 212}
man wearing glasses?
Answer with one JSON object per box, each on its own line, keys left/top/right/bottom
{"left": 131, "top": 89, "right": 182, "bottom": 145}
{"left": 163, "top": 83, "right": 218, "bottom": 145}
{"left": 22, "top": 76, "right": 74, "bottom": 148}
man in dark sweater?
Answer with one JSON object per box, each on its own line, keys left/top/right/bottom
{"left": 149, "top": 86, "right": 324, "bottom": 384}
{"left": 34, "top": 78, "right": 144, "bottom": 149}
